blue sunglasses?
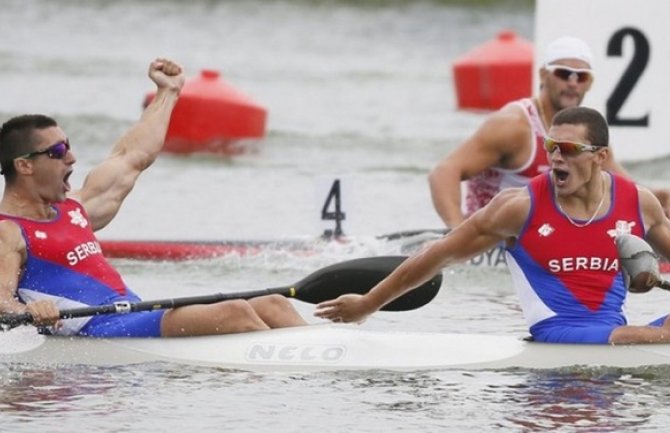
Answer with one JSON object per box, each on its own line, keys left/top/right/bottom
{"left": 19, "top": 139, "right": 71, "bottom": 160}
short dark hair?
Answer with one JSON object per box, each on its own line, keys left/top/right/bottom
{"left": 0, "top": 114, "right": 58, "bottom": 180}
{"left": 552, "top": 106, "right": 609, "bottom": 147}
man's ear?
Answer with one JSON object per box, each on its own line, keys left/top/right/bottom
{"left": 538, "top": 67, "right": 549, "bottom": 88}
{"left": 14, "top": 158, "right": 33, "bottom": 175}
{"left": 585, "top": 75, "right": 594, "bottom": 92}
{"left": 597, "top": 147, "right": 611, "bottom": 165}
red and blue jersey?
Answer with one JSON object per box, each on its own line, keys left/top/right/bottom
{"left": 0, "top": 199, "right": 139, "bottom": 335}
{"left": 505, "top": 172, "right": 645, "bottom": 343}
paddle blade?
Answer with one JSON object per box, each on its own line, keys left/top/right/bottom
{"left": 293, "top": 256, "right": 442, "bottom": 311}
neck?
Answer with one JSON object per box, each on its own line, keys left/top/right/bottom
{"left": 0, "top": 191, "right": 56, "bottom": 220}
{"left": 535, "top": 96, "right": 555, "bottom": 132}
{"left": 555, "top": 172, "right": 608, "bottom": 228}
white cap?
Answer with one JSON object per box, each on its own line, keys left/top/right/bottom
{"left": 543, "top": 36, "right": 593, "bottom": 68}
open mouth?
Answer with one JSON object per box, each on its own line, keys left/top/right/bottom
{"left": 553, "top": 168, "right": 569, "bottom": 185}
{"left": 63, "top": 171, "right": 72, "bottom": 192}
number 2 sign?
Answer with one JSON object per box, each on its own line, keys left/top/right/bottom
{"left": 535, "top": 0, "right": 668, "bottom": 162}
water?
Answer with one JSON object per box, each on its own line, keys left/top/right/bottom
{"left": 2, "top": 0, "right": 670, "bottom": 432}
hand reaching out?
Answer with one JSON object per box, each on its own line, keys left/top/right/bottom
{"left": 314, "top": 293, "right": 373, "bottom": 324}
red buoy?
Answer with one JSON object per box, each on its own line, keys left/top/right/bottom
{"left": 144, "top": 69, "right": 268, "bottom": 154}
{"left": 453, "top": 30, "right": 533, "bottom": 111}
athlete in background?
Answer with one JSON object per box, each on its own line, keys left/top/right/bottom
{"left": 429, "top": 36, "right": 670, "bottom": 228}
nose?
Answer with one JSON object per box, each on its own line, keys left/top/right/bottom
{"left": 548, "top": 146, "right": 564, "bottom": 161}
{"left": 565, "top": 73, "right": 581, "bottom": 86}
{"left": 65, "top": 149, "right": 76, "bottom": 165}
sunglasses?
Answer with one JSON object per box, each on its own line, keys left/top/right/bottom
{"left": 545, "top": 65, "right": 593, "bottom": 83}
{"left": 19, "top": 139, "right": 71, "bottom": 160}
{"left": 544, "top": 137, "right": 602, "bottom": 156}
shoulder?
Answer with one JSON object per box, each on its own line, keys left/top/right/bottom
{"left": 475, "top": 103, "right": 532, "bottom": 146}
{"left": 0, "top": 219, "right": 26, "bottom": 255}
{"left": 487, "top": 186, "right": 531, "bottom": 215}
{"left": 638, "top": 185, "right": 670, "bottom": 257}
{"left": 63, "top": 195, "right": 92, "bottom": 216}
{"left": 637, "top": 185, "right": 670, "bottom": 241}
{"left": 66, "top": 192, "right": 84, "bottom": 206}
{"left": 471, "top": 187, "right": 530, "bottom": 237}
{"left": 489, "top": 102, "right": 530, "bottom": 126}
{"left": 61, "top": 197, "right": 85, "bottom": 211}
{"left": 638, "top": 185, "right": 664, "bottom": 222}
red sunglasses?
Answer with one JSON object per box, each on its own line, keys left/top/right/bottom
{"left": 544, "top": 137, "right": 602, "bottom": 156}
{"left": 545, "top": 65, "right": 593, "bottom": 84}
{"left": 19, "top": 139, "right": 71, "bottom": 160}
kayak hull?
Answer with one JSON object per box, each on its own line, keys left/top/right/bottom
{"left": 3, "top": 324, "right": 670, "bottom": 372}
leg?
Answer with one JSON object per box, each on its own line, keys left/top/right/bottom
{"left": 78, "top": 310, "right": 165, "bottom": 337}
{"left": 609, "top": 316, "right": 670, "bottom": 344}
{"left": 160, "top": 300, "right": 270, "bottom": 337}
{"left": 248, "top": 294, "right": 308, "bottom": 328}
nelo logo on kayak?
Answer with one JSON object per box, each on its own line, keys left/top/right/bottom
{"left": 246, "top": 343, "right": 346, "bottom": 363}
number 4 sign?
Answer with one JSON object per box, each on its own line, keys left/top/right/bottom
{"left": 321, "top": 179, "right": 346, "bottom": 238}
{"left": 535, "top": 0, "right": 668, "bottom": 162}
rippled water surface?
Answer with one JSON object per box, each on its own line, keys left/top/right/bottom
{"left": 2, "top": 1, "right": 670, "bottom": 432}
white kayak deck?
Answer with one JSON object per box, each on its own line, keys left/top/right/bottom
{"left": 2, "top": 324, "right": 670, "bottom": 372}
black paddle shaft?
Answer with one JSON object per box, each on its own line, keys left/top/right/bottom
{"left": 0, "top": 255, "right": 442, "bottom": 329}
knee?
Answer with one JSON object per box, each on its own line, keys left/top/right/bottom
{"left": 252, "top": 294, "right": 293, "bottom": 312}
{"left": 264, "top": 294, "right": 292, "bottom": 307}
{"left": 219, "top": 299, "right": 257, "bottom": 321}
{"left": 162, "top": 300, "right": 266, "bottom": 336}
{"left": 212, "top": 300, "right": 268, "bottom": 332}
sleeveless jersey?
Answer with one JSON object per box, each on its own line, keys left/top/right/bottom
{"left": 464, "top": 98, "right": 550, "bottom": 216}
{"left": 0, "top": 199, "right": 139, "bottom": 335}
{"left": 505, "top": 172, "right": 644, "bottom": 340}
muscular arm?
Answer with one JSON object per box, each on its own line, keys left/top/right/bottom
{"left": 315, "top": 188, "right": 530, "bottom": 322}
{"left": 428, "top": 105, "right": 531, "bottom": 228}
{"left": 640, "top": 187, "right": 670, "bottom": 260}
{"left": 70, "top": 59, "right": 185, "bottom": 231}
{"left": 0, "top": 222, "right": 60, "bottom": 325}
{"left": 0, "top": 221, "right": 28, "bottom": 314}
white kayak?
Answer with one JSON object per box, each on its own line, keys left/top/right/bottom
{"left": 3, "top": 324, "right": 670, "bottom": 372}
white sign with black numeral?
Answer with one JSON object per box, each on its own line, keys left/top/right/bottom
{"left": 535, "top": 0, "right": 669, "bottom": 162}
{"left": 315, "top": 177, "right": 349, "bottom": 238}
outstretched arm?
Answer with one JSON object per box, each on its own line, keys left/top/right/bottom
{"left": 315, "top": 187, "right": 529, "bottom": 323}
{"left": 70, "top": 58, "right": 185, "bottom": 231}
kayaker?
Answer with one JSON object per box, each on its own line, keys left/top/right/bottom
{"left": 317, "top": 106, "right": 670, "bottom": 345}
{"left": 428, "top": 36, "right": 670, "bottom": 228}
{"left": 0, "top": 58, "right": 307, "bottom": 337}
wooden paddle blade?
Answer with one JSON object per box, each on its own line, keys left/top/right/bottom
{"left": 293, "top": 256, "right": 442, "bottom": 311}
